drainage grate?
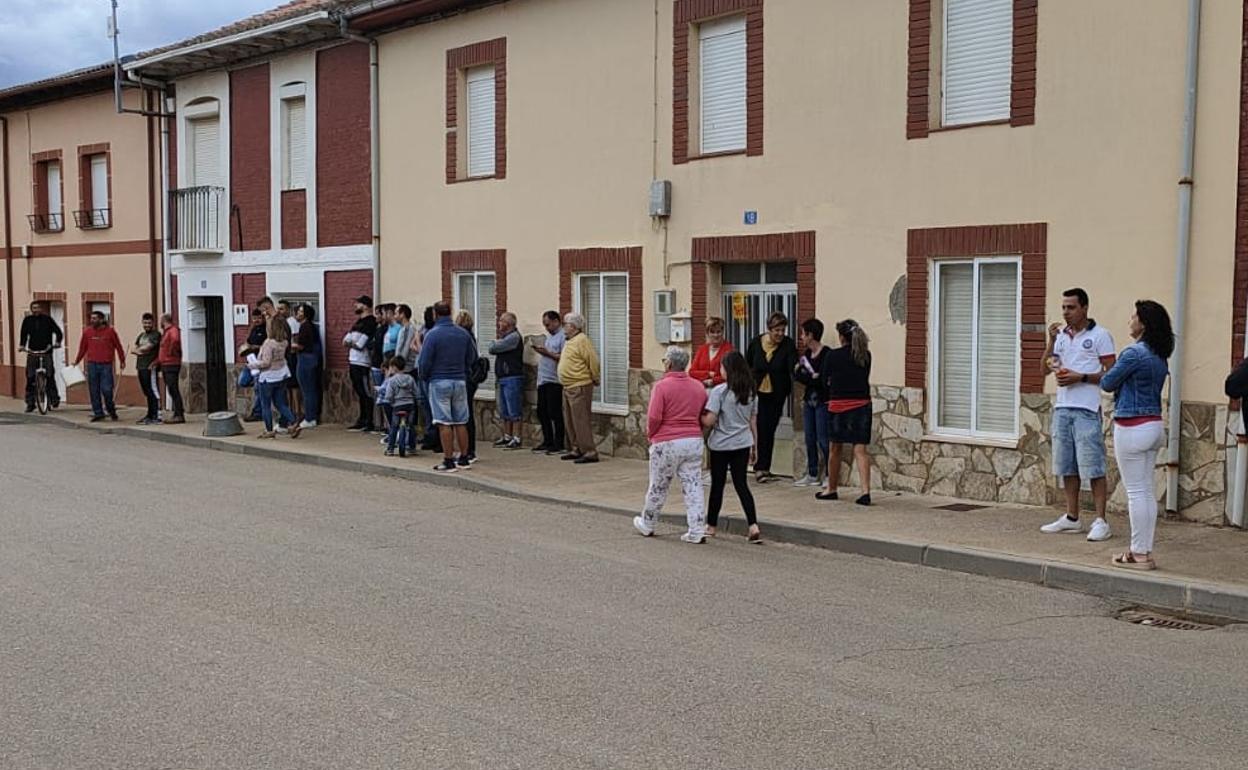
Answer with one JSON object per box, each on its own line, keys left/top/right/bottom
{"left": 1117, "top": 609, "right": 1219, "bottom": 631}
{"left": 933, "top": 503, "right": 989, "bottom": 512}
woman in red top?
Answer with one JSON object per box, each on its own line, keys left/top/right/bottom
{"left": 689, "top": 316, "right": 733, "bottom": 388}
{"left": 816, "top": 320, "right": 873, "bottom": 506}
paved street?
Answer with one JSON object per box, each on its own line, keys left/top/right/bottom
{"left": 2, "top": 420, "right": 1246, "bottom": 769}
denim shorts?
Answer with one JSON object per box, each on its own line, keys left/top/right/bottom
{"left": 498, "top": 375, "right": 524, "bottom": 421}
{"left": 428, "top": 379, "right": 470, "bottom": 425}
{"left": 1051, "top": 407, "right": 1106, "bottom": 479}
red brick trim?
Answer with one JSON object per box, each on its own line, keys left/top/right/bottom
{"left": 446, "top": 38, "right": 507, "bottom": 183}
{"left": 81, "top": 291, "right": 115, "bottom": 328}
{"left": 689, "top": 231, "right": 815, "bottom": 348}
{"left": 558, "top": 247, "right": 644, "bottom": 370}
{"left": 673, "top": 0, "right": 764, "bottom": 164}
{"left": 281, "top": 189, "right": 307, "bottom": 249}
{"left": 906, "top": 223, "right": 1047, "bottom": 394}
{"left": 231, "top": 272, "right": 267, "bottom": 352}
{"left": 316, "top": 43, "right": 372, "bottom": 248}
{"left": 76, "top": 143, "right": 113, "bottom": 229}
{"left": 1231, "top": 1, "right": 1248, "bottom": 368}
{"left": 907, "top": 0, "right": 1038, "bottom": 139}
{"left": 229, "top": 64, "right": 271, "bottom": 251}
{"left": 441, "top": 249, "right": 508, "bottom": 317}
{"left": 32, "top": 291, "right": 67, "bottom": 303}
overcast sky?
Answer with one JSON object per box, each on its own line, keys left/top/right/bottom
{"left": 0, "top": 0, "right": 278, "bottom": 89}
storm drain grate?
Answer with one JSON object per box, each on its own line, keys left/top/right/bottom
{"left": 1117, "top": 609, "right": 1219, "bottom": 631}
{"left": 933, "top": 503, "right": 989, "bottom": 512}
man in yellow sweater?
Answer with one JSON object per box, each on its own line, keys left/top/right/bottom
{"left": 558, "top": 312, "right": 601, "bottom": 464}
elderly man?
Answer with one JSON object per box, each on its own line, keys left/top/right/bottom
{"left": 557, "top": 312, "right": 601, "bottom": 464}
{"left": 489, "top": 311, "right": 526, "bottom": 449}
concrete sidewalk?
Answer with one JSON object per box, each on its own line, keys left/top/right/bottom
{"left": 5, "top": 397, "right": 1247, "bottom": 621}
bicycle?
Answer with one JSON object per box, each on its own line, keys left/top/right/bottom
{"left": 21, "top": 345, "right": 60, "bottom": 415}
{"left": 386, "top": 407, "right": 412, "bottom": 458}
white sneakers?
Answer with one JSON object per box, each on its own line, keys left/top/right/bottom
{"left": 632, "top": 516, "right": 655, "bottom": 537}
{"left": 299, "top": 419, "right": 317, "bottom": 429}
{"left": 793, "top": 474, "right": 821, "bottom": 487}
{"left": 1040, "top": 514, "right": 1112, "bottom": 541}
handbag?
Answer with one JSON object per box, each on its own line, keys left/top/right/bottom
{"left": 470, "top": 355, "right": 491, "bottom": 385}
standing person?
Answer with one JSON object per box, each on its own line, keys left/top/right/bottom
{"left": 455, "top": 309, "right": 484, "bottom": 463}
{"left": 257, "top": 296, "right": 276, "bottom": 320}
{"left": 1039, "top": 288, "right": 1117, "bottom": 541}
{"left": 489, "top": 311, "right": 525, "bottom": 449}
{"left": 130, "top": 313, "right": 162, "bottom": 424}
{"left": 73, "top": 310, "right": 125, "bottom": 422}
{"left": 632, "top": 346, "right": 710, "bottom": 543}
{"left": 254, "top": 317, "right": 301, "bottom": 439}
{"left": 383, "top": 355, "right": 419, "bottom": 457}
{"left": 793, "top": 318, "right": 831, "bottom": 488}
{"left": 689, "top": 316, "right": 732, "bottom": 387}
{"left": 290, "top": 303, "right": 322, "bottom": 429}
{"left": 418, "top": 305, "right": 441, "bottom": 451}
{"left": 558, "top": 312, "right": 601, "bottom": 464}
{"left": 238, "top": 308, "right": 267, "bottom": 422}
{"left": 156, "top": 313, "right": 185, "bottom": 424}
{"left": 371, "top": 304, "right": 396, "bottom": 434}
{"left": 343, "top": 295, "right": 377, "bottom": 432}
{"left": 18, "top": 300, "right": 64, "bottom": 412}
{"left": 277, "top": 300, "right": 302, "bottom": 420}
{"left": 530, "top": 310, "right": 566, "bottom": 454}
{"left": 1100, "top": 301, "right": 1174, "bottom": 570}
{"left": 702, "top": 351, "right": 762, "bottom": 543}
{"left": 418, "top": 301, "right": 476, "bottom": 472}
{"left": 816, "top": 320, "right": 873, "bottom": 505}
{"left": 745, "top": 312, "right": 798, "bottom": 483}
{"left": 393, "top": 304, "right": 421, "bottom": 453}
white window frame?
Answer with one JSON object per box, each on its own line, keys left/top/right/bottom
{"left": 574, "top": 271, "right": 630, "bottom": 415}
{"left": 465, "top": 65, "right": 497, "bottom": 179}
{"left": 281, "top": 94, "right": 308, "bottom": 191}
{"left": 928, "top": 256, "right": 1021, "bottom": 442}
{"left": 453, "top": 270, "right": 497, "bottom": 398}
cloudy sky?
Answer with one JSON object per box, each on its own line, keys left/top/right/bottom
{"left": 0, "top": 0, "right": 278, "bottom": 89}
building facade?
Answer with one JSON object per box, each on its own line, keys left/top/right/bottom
{"left": 0, "top": 67, "right": 166, "bottom": 407}
{"left": 356, "top": 0, "right": 1245, "bottom": 522}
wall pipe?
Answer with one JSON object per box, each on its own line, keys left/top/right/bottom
{"left": 145, "top": 90, "right": 160, "bottom": 315}
{"left": 1, "top": 116, "right": 15, "bottom": 397}
{"left": 1165, "top": 0, "right": 1202, "bottom": 516}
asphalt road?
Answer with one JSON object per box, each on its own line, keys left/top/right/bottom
{"left": 2, "top": 420, "right": 1246, "bottom": 770}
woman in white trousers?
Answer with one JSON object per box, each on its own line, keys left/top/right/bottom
{"left": 1099, "top": 300, "right": 1174, "bottom": 570}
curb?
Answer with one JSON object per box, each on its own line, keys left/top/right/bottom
{"left": 9, "top": 408, "right": 1248, "bottom": 624}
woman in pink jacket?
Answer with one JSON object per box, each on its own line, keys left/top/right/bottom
{"left": 632, "top": 346, "right": 710, "bottom": 543}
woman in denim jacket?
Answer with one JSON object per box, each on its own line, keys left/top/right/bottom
{"left": 1099, "top": 300, "right": 1174, "bottom": 570}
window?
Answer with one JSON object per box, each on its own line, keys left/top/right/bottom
{"left": 32, "top": 158, "right": 65, "bottom": 232}
{"left": 188, "top": 116, "right": 221, "bottom": 187}
{"left": 699, "top": 15, "right": 747, "bottom": 154}
{"left": 931, "top": 258, "right": 1020, "bottom": 438}
{"left": 466, "top": 66, "right": 496, "bottom": 178}
{"left": 576, "top": 273, "right": 629, "bottom": 409}
{"left": 454, "top": 271, "right": 498, "bottom": 394}
{"left": 89, "top": 300, "right": 112, "bottom": 324}
{"left": 942, "top": 0, "right": 1013, "bottom": 126}
{"left": 282, "top": 95, "right": 307, "bottom": 190}
{"left": 75, "top": 151, "right": 110, "bottom": 229}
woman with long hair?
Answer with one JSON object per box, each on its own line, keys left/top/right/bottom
{"left": 455, "top": 308, "right": 481, "bottom": 463}
{"left": 702, "top": 351, "right": 762, "bottom": 543}
{"left": 793, "top": 317, "right": 831, "bottom": 487}
{"left": 745, "top": 312, "right": 799, "bottom": 483}
{"left": 290, "top": 303, "right": 322, "bottom": 429}
{"left": 254, "top": 317, "right": 301, "bottom": 439}
{"left": 1100, "top": 300, "right": 1174, "bottom": 570}
{"left": 817, "top": 319, "right": 872, "bottom": 505}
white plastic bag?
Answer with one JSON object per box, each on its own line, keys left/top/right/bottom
{"left": 59, "top": 364, "right": 86, "bottom": 390}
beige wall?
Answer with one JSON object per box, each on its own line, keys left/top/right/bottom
{"left": 378, "top": 0, "right": 1242, "bottom": 405}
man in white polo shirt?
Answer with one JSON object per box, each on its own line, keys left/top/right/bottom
{"left": 1040, "top": 288, "right": 1117, "bottom": 541}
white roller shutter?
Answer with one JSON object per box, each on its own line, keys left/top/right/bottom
{"left": 456, "top": 272, "right": 498, "bottom": 393}
{"left": 699, "top": 15, "right": 747, "bottom": 155}
{"left": 466, "top": 66, "right": 496, "bottom": 178}
{"left": 46, "top": 161, "right": 62, "bottom": 227}
{"left": 943, "top": 0, "right": 1013, "bottom": 126}
{"left": 974, "top": 261, "right": 1019, "bottom": 434}
{"left": 190, "top": 117, "right": 221, "bottom": 187}
{"left": 90, "top": 155, "right": 109, "bottom": 226}
{"left": 284, "top": 97, "right": 307, "bottom": 190}
{"left": 936, "top": 263, "right": 974, "bottom": 431}
{"left": 578, "top": 274, "right": 629, "bottom": 408}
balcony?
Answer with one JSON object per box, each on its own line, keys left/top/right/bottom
{"left": 170, "top": 185, "right": 225, "bottom": 255}
{"left": 73, "top": 209, "right": 112, "bottom": 229}
{"left": 27, "top": 213, "right": 64, "bottom": 233}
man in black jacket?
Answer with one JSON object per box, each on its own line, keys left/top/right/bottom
{"left": 344, "top": 295, "right": 378, "bottom": 431}
{"left": 18, "top": 301, "right": 64, "bottom": 412}
{"left": 1227, "top": 357, "right": 1248, "bottom": 401}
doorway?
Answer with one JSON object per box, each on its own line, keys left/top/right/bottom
{"left": 203, "top": 297, "right": 228, "bottom": 412}
{"left": 47, "top": 301, "right": 68, "bottom": 401}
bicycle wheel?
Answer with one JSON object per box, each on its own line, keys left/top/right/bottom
{"left": 35, "top": 371, "right": 50, "bottom": 415}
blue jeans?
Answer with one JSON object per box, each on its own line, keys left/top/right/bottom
{"left": 258, "top": 379, "right": 296, "bottom": 432}
{"left": 418, "top": 378, "right": 438, "bottom": 445}
{"left": 387, "top": 404, "right": 415, "bottom": 452}
{"left": 802, "top": 399, "right": 830, "bottom": 478}
{"left": 296, "top": 353, "right": 320, "bottom": 423}
{"left": 1051, "top": 407, "right": 1107, "bottom": 480}
{"left": 498, "top": 375, "right": 524, "bottom": 422}
{"left": 87, "top": 362, "right": 116, "bottom": 417}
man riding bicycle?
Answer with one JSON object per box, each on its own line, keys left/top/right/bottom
{"left": 18, "top": 300, "right": 64, "bottom": 413}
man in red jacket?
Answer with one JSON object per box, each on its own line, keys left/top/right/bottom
{"left": 73, "top": 310, "right": 126, "bottom": 422}
{"left": 157, "top": 313, "right": 185, "bottom": 423}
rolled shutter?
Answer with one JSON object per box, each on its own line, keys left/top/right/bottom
{"left": 601, "top": 275, "right": 629, "bottom": 406}
{"left": 578, "top": 275, "right": 604, "bottom": 401}
{"left": 46, "top": 162, "right": 62, "bottom": 223}
{"left": 943, "top": 0, "right": 1013, "bottom": 126}
{"left": 466, "top": 67, "right": 496, "bottom": 177}
{"left": 191, "top": 117, "right": 221, "bottom": 187}
{"left": 974, "top": 262, "right": 1018, "bottom": 434}
{"left": 477, "top": 273, "right": 497, "bottom": 393}
{"left": 699, "top": 15, "right": 747, "bottom": 154}
{"left": 937, "top": 263, "right": 974, "bottom": 431}
{"left": 90, "top": 155, "right": 109, "bottom": 226}
{"left": 285, "top": 98, "right": 307, "bottom": 190}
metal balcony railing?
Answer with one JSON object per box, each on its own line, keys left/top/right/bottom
{"left": 73, "top": 208, "right": 112, "bottom": 229}
{"left": 170, "top": 185, "right": 224, "bottom": 253}
{"left": 27, "top": 212, "right": 63, "bottom": 233}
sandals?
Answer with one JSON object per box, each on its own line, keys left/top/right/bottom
{"left": 1112, "top": 552, "right": 1157, "bottom": 571}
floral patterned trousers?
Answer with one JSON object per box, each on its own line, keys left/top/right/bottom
{"left": 640, "top": 437, "right": 706, "bottom": 537}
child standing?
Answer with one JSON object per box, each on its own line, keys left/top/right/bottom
{"left": 384, "top": 356, "right": 419, "bottom": 457}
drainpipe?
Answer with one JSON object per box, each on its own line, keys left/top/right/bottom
{"left": 160, "top": 93, "right": 172, "bottom": 316}
{"left": 1164, "top": 0, "right": 1202, "bottom": 516}
{"left": 1, "top": 115, "right": 15, "bottom": 397}
{"left": 146, "top": 90, "right": 160, "bottom": 315}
